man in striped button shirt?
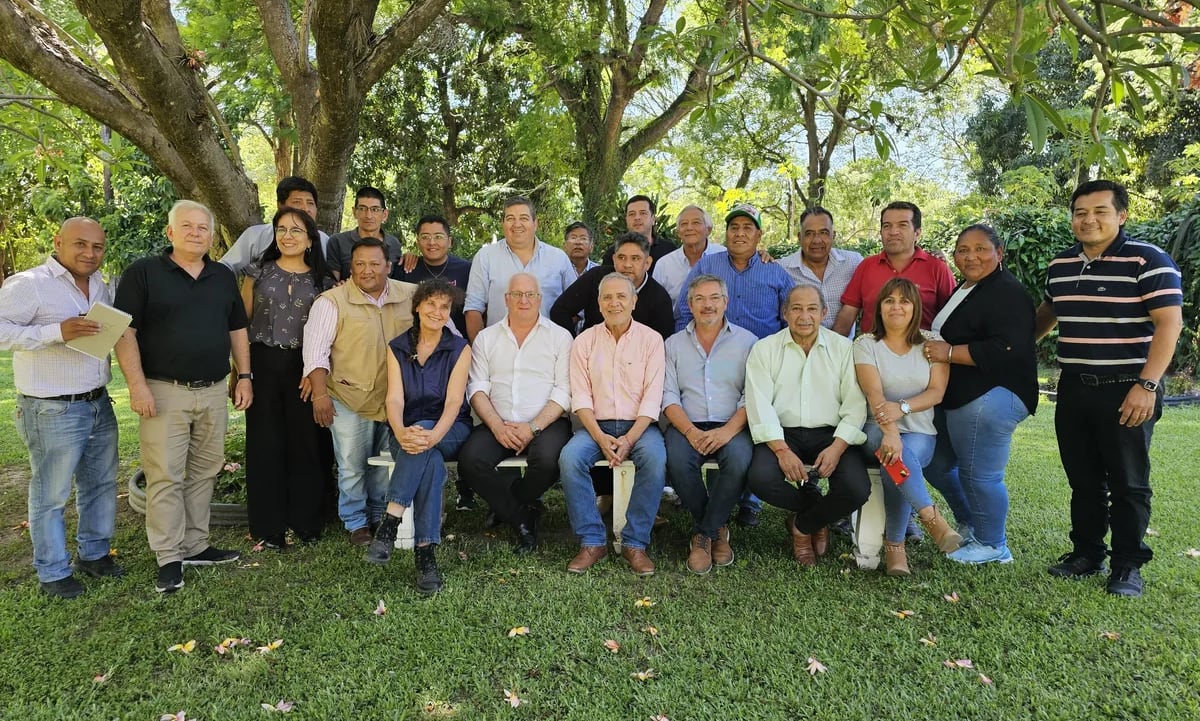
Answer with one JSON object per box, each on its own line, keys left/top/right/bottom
{"left": 1036, "top": 179, "right": 1183, "bottom": 598}
{"left": 0, "top": 218, "right": 123, "bottom": 598}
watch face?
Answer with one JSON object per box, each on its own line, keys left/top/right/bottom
{"left": 1141, "top": 379, "right": 1159, "bottom": 392}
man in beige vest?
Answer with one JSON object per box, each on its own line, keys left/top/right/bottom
{"left": 303, "top": 238, "right": 416, "bottom": 545}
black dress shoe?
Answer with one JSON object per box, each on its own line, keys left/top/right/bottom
{"left": 513, "top": 523, "right": 537, "bottom": 554}
{"left": 41, "top": 576, "right": 84, "bottom": 599}
{"left": 1107, "top": 567, "right": 1144, "bottom": 597}
{"left": 75, "top": 555, "right": 126, "bottom": 578}
{"left": 1048, "top": 551, "right": 1107, "bottom": 578}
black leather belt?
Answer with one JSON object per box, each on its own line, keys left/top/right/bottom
{"left": 1073, "top": 373, "right": 1139, "bottom": 387}
{"left": 146, "top": 376, "right": 221, "bottom": 389}
{"left": 29, "top": 387, "right": 106, "bottom": 402}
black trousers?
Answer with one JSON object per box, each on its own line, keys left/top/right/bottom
{"left": 245, "top": 344, "right": 325, "bottom": 539}
{"left": 1055, "top": 374, "right": 1160, "bottom": 568}
{"left": 747, "top": 426, "right": 870, "bottom": 535}
{"left": 457, "top": 417, "right": 572, "bottom": 526}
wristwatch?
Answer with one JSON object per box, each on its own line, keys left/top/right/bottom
{"left": 237, "top": 372, "right": 253, "bottom": 381}
{"left": 899, "top": 399, "right": 912, "bottom": 415}
{"left": 529, "top": 421, "right": 542, "bottom": 437}
{"left": 1137, "top": 378, "right": 1160, "bottom": 392}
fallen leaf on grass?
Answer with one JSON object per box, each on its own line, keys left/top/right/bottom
{"left": 943, "top": 592, "right": 960, "bottom": 603}
{"left": 1099, "top": 631, "right": 1121, "bottom": 641}
{"left": 108, "top": 548, "right": 119, "bottom": 557}
{"left": 634, "top": 597, "right": 655, "bottom": 608}
{"left": 630, "top": 669, "right": 658, "bottom": 681}
{"left": 650, "top": 715, "right": 671, "bottom": 721}
{"left": 508, "top": 626, "right": 530, "bottom": 638}
{"left": 458, "top": 551, "right": 468, "bottom": 561}
{"left": 805, "top": 657, "right": 827, "bottom": 676}
{"left": 1144, "top": 528, "right": 1158, "bottom": 537}
{"left": 604, "top": 639, "right": 620, "bottom": 653}
{"left": 256, "top": 639, "right": 283, "bottom": 654}
{"left": 1184, "top": 549, "right": 1200, "bottom": 559}
{"left": 444, "top": 534, "right": 456, "bottom": 541}
{"left": 890, "top": 610, "right": 915, "bottom": 619}
{"left": 10, "top": 520, "right": 29, "bottom": 531}
{"left": 641, "top": 625, "right": 659, "bottom": 637}
{"left": 838, "top": 553, "right": 853, "bottom": 561}
{"left": 260, "top": 700, "right": 294, "bottom": 713}
{"left": 223, "top": 462, "right": 241, "bottom": 473}
{"left": 92, "top": 671, "right": 111, "bottom": 684}
{"left": 978, "top": 673, "right": 993, "bottom": 685}
{"left": 503, "top": 690, "right": 523, "bottom": 708}
{"left": 374, "top": 600, "right": 387, "bottom": 616}
{"left": 237, "top": 562, "right": 262, "bottom": 568}
{"left": 167, "top": 640, "right": 196, "bottom": 654}
{"left": 919, "top": 634, "right": 938, "bottom": 647}
{"left": 942, "top": 658, "right": 974, "bottom": 669}
{"left": 159, "top": 712, "right": 195, "bottom": 721}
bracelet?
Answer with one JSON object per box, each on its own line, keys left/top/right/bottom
{"left": 947, "top": 345, "right": 954, "bottom": 364}
{"left": 772, "top": 446, "right": 790, "bottom": 455}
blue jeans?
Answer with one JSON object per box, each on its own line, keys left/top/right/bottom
{"left": 864, "top": 425, "right": 936, "bottom": 543}
{"left": 942, "top": 387, "right": 1030, "bottom": 548}
{"left": 664, "top": 424, "right": 752, "bottom": 538}
{"left": 386, "top": 420, "right": 470, "bottom": 546}
{"left": 922, "top": 407, "right": 974, "bottom": 528}
{"left": 559, "top": 421, "right": 666, "bottom": 550}
{"left": 329, "top": 397, "right": 389, "bottom": 531}
{"left": 17, "top": 393, "right": 118, "bottom": 583}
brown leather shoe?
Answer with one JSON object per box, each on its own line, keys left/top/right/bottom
{"left": 567, "top": 545, "right": 608, "bottom": 573}
{"left": 686, "top": 534, "right": 712, "bottom": 575}
{"left": 349, "top": 527, "right": 372, "bottom": 546}
{"left": 787, "top": 513, "right": 817, "bottom": 567}
{"left": 621, "top": 546, "right": 656, "bottom": 576}
{"left": 712, "top": 526, "right": 734, "bottom": 567}
{"left": 812, "top": 525, "right": 830, "bottom": 557}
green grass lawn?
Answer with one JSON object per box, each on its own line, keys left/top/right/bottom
{"left": 0, "top": 353, "right": 1198, "bottom": 720}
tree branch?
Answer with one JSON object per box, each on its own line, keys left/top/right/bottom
{"left": 360, "top": 0, "right": 450, "bottom": 87}
{"left": 255, "top": 0, "right": 307, "bottom": 88}
{"left": 768, "top": 0, "right": 897, "bottom": 21}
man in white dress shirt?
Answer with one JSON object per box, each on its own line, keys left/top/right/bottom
{"left": 0, "top": 218, "right": 123, "bottom": 599}
{"left": 652, "top": 205, "right": 726, "bottom": 312}
{"left": 457, "top": 273, "right": 574, "bottom": 553}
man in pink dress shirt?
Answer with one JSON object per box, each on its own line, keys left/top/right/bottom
{"left": 559, "top": 273, "right": 667, "bottom": 576}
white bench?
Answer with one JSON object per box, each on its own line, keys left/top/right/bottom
{"left": 851, "top": 469, "right": 886, "bottom": 570}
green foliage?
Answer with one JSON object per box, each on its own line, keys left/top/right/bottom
{"left": 1127, "top": 197, "right": 1200, "bottom": 375}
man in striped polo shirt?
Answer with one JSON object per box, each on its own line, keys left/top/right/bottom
{"left": 1035, "top": 180, "right": 1183, "bottom": 598}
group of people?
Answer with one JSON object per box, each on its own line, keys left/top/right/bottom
{"left": 0, "top": 177, "right": 1182, "bottom": 600}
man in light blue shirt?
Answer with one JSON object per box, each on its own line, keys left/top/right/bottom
{"left": 662, "top": 274, "right": 757, "bottom": 575}
{"left": 745, "top": 283, "right": 870, "bottom": 567}
{"left": 675, "top": 204, "right": 794, "bottom": 339}
{"left": 219, "top": 176, "right": 330, "bottom": 275}
{"left": 464, "top": 196, "right": 577, "bottom": 342}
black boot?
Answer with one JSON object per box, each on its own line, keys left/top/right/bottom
{"left": 414, "top": 544, "right": 443, "bottom": 594}
{"left": 366, "top": 513, "right": 401, "bottom": 565}
{"left": 513, "top": 523, "right": 537, "bottom": 554}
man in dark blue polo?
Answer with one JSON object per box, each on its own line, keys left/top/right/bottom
{"left": 1036, "top": 179, "right": 1183, "bottom": 598}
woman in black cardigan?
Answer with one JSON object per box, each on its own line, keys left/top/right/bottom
{"left": 922, "top": 224, "right": 1039, "bottom": 565}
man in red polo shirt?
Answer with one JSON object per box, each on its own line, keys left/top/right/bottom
{"left": 832, "top": 201, "right": 954, "bottom": 334}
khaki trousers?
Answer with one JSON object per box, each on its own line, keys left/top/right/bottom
{"left": 140, "top": 380, "right": 228, "bottom": 565}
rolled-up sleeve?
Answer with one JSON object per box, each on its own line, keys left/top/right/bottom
{"left": 466, "top": 332, "right": 493, "bottom": 399}
{"left": 637, "top": 336, "right": 665, "bottom": 419}
{"left": 834, "top": 351, "right": 868, "bottom": 446}
{"left": 549, "top": 330, "right": 573, "bottom": 412}
{"left": 745, "top": 342, "right": 784, "bottom": 443}
{"left": 302, "top": 296, "right": 338, "bottom": 377}
{"left": 569, "top": 336, "right": 594, "bottom": 412}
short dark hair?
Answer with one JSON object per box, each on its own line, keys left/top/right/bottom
{"left": 276, "top": 176, "right": 318, "bottom": 205}
{"left": 881, "top": 201, "right": 922, "bottom": 230}
{"left": 1070, "top": 179, "right": 1129, "bottom": 214}
{"left": 625, "top": 195, "right": 657, "bottom": 215}
{"left": 613, "top": 231, "right": 651, "bottom": 255}
{"left": 415, "top": 214, "right": 451, "bottom": 237}
{"left": 355, "top": 186, "right": 386, "bottom": 208}
{"left": 800, "top": 205, "right": 835, "bottom": 225}
{"left": 350, "top": 237, "right": 387, "bottom": 260}
{"left": 408, "top": 278, "right": 463, "bottom": 344}
{"left": 263, "top": 207, "right": 330, "bottom": 288}
{"left": 502, "top": 196, "right": 536, "bottom": 220}
{"left": 564, "top": 221, "right": 592, "bottom": 241}
{"left": 956, "top": 223, "right": 1002, "bottom": 249}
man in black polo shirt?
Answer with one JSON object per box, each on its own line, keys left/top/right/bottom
{"left": 1035, "top": 180, "right": 1183, "bottom": 598}
{"left": 115, "top": 200, "right": 253, "bottom": 594}
{"left": 549, "top": 232, "right": 675, "bottom": 340}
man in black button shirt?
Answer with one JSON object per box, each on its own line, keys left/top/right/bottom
{"left": 114, "top": 200, "right": 253, "bottom": 594}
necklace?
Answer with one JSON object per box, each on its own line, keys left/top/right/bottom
{"left": 421, "top": 260, "right": 448, "bottom": 279}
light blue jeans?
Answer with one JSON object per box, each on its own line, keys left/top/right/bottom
{"left": 935, "top": 387, "right": 1029, "bottom": 548}
{"left": 386, "top": 420, "right": 471, "bottom": 546}
{"left": 17, "top": 393, "right": 118, "bottom": 583}
{"left": 922, "top": 407, "right": 974, "bottom": 528}
{"left": 864, "top": 425, "right": 936, "bottom": 543}
{"left": 559, "top": 421, "right": 666, "bottom": 550}
{"left": 329, "top": 397, "right": 390, "bottom": 531}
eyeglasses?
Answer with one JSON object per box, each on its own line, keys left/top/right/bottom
{"left": 418, "top": 233, "right": 449, "bottom": 243}
{"left": 505, "top": 291, "right": 542, "bottom": 301}
{"left": 689, "top": 294, "right": 726, "bottom": 304}
{"left": 274, "top": 226, "right": 308, "bottom": 239}
{"left": 354, "top": 205, "right": 386, "bottom": 215}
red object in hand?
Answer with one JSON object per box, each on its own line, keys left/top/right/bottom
{"left": 875, "top": 449, "right": 911, "bottom": 485}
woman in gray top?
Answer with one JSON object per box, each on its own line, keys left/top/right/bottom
{"left": 854, "top": 277, "right": 961, "bottom": 576}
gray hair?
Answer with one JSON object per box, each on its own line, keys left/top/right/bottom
{"left": 677, "top": 204, "right": 713, "bottom": 231}
{"left": 507, "top": 271, "right": 542, "bottom": 293}
{"left": 784, "top": 282, "right": 826, "bottom": 312}
{"left": 685, "top": 273, "right": 727, "bottom": 299}
{"left": 598, "top": 271, "right": 636, "bottom": 298}
{"left": 167, "top": 199, "right": 215, "bottom": 230}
